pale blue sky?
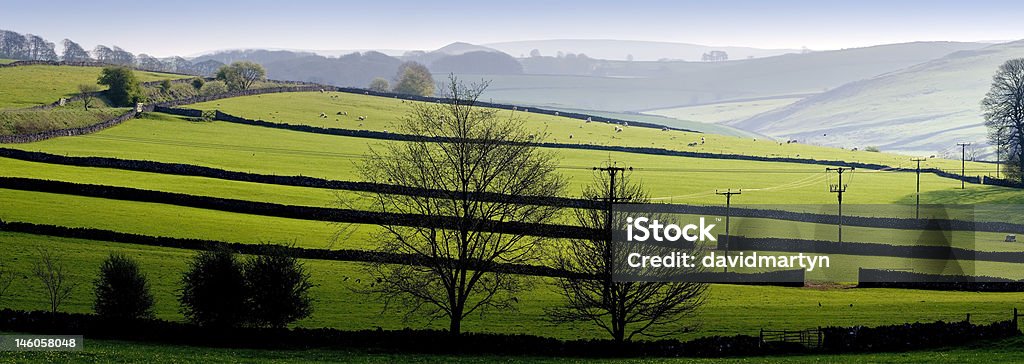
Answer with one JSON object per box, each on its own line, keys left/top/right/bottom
{"left": 4, "top": 0, "right": 1023, "bottom": 57}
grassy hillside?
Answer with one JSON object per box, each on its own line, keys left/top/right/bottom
{"left": 1, "top": 77, "right": 1022, "bottom": 358}
{"left": 7, "top": 114, "right": 1013, "bottom": 206}
{"left": 446, "top": 42, "right": 989, "bottom": 112}
{"left": 644, "top": 97, "right": 803, "bottom": 124}
{"left": 187, "top": 92, "right": 997, "bottom": 175}
{"left": 0, "top": 65, "right": 188, "bottom": 109}
{"left": 731, "top": 40, "right": 1024, "bottom": 157}
{"left": 1, "top": 232, "right": 1021, "bottom": 342}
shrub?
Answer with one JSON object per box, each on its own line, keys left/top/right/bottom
{"left": 865, "top": 146, "right": 881, "bottom": 152}
{"left": 199, "top": 80, "right": 228, "bottom": 96}
{"left": 97, "top": 66, "right": 143, "bottom": 106}
{"left": 93, "top": 253, "right": 155, "bottom": 320}
{"left": 190, "top": 77, "right": 205, "bottom": 90}
{"left": 179, "top": 249, "right": 247, "bottom": 327}
{"left": 368, "top": 77, "right": 390, "bottom": 93}
{"left": 159, "top": 79, "right": 172, "bottom": 94}
{"left": 243, "top": 247, "right": 314, "bottom": 328}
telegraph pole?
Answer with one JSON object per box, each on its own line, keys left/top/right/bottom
{"left": 911, "top": 158, "right": 926, "bottom": 219}
{"left": 598, "top": 166, "right": 626, "bottom": 291}
{"left": 716, "top": 189, "right": 741, "bottom": 272}
{"left": 594, "top": 165, "right": 632, "bottom": 245}
{"left": 826, "top": 167, "right": 854, "bottom": 243}
{"left": 958, "top": 142, "right": 971, "bottom": 189}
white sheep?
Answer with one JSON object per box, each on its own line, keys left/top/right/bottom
{"left": 358, "top": 116, "right": 366, "bottom": 121}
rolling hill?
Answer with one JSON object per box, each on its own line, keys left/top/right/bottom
{"left": 458, "top": 42, "right": 990, "bottom": 112}
{"left": 730, "top": 40, "right": 1024, "bottom": 157}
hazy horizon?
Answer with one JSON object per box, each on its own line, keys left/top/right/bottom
{"left": 3, "top": 0, "right": 1024, "bottom": 58}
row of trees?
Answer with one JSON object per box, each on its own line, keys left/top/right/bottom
{"left": 5, "top": 247, "right": 313, "bottom": 328}
{"left": 0, "top": 29, "right": 224, "bottom": 76}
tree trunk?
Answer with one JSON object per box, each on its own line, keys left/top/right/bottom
{"left": 449, "top": 315, "right": 462, "bottom": 336}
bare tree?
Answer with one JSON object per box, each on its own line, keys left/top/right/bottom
{"left": 356, "top": 75, "right": 565, "bottom": 336}
{"left": 548, "top": 168, "right": 707, "bottom": 342}
{"left": 0, "top": 262, "right": 15, "bottom": 304}
{"left": 78, "top": 83, "right": 99, "bottom": 110}
{"left": 982, "top": 58, "right": 1024, "bottom": 182}
{"left": 32, "top": 248, "right": 79, "bottom": 314}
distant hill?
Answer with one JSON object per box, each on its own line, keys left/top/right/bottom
{"left": 193, "top": 43, "right": 522, "bottom": 86}
{"left": 431, "top": 42, "right": 501, "bottom": 55}
{"left": 193, "top": 49, "right": 315, "bottom": 65}
{"left": 193, "top": 49, "right": 402, "bottom": 87}
{"left": 484, "top": 39, "right": 804, "bottom": 61}
{"left": 461, "top": 42, "right": 990, "bottom": 112}
{"left": 429, "top": 51, "right": 522, "bottom": 75}
{"left": 729, "top": 40, "right": 1024, "bottom": 157}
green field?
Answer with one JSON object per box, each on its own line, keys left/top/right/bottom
{"left": 2, "top": 232, "right": 1022, "bottom": 342}
{"left": 187, "top": 92, "right": 997, "bottom": 175}
{"left": 0, "top": 65, "right": 188, "bottom": 109}
{"left": 1, "top": 65, "right": 1023, "bottom": 359}
{"left": 4, "top": 113, "right": 1016, "bottom": 206}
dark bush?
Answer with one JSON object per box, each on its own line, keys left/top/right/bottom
{"left": 190, "top": 77, "right": 205, "bottom": 90}
{"left": 97, "top": 66, "right": 143, "bottom": 106}
{"left": 93, "top": 253, "right": 155, "bottom": 320}
{"left": 179, "top": 249, "right": 247, "bottom": 327}
{"left": 243, "top": 246, "right": 314, "bottom": 328}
